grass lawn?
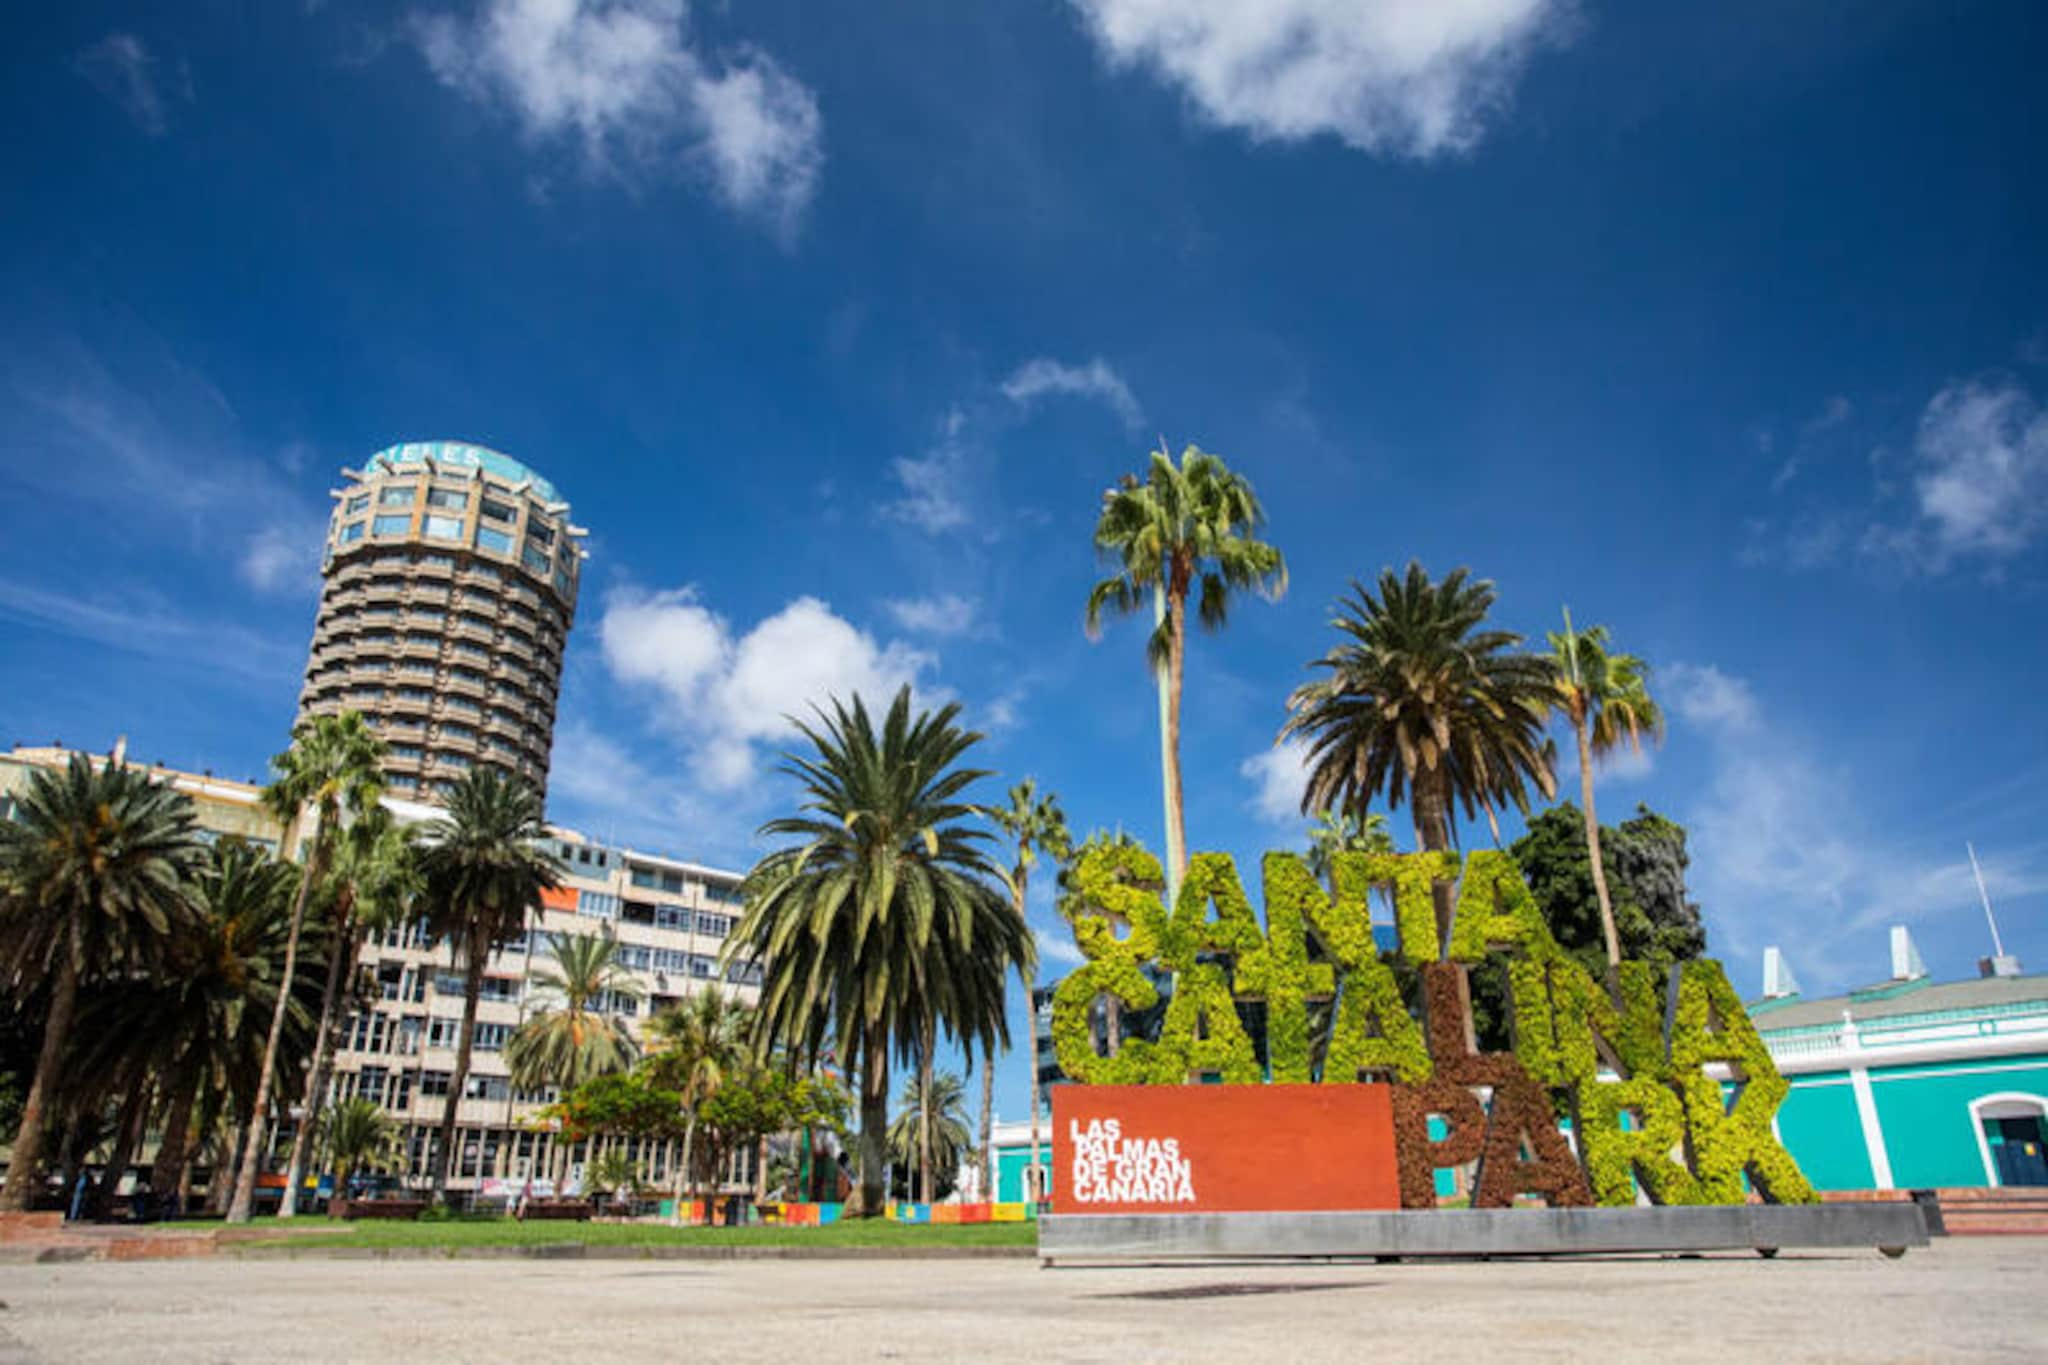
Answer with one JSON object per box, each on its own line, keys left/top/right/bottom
{"left": 238, "top": 1214, "right": 1037, "bottom": 1251}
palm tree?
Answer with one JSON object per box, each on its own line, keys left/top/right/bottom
{"left": 87, "top": 839, "right": 313, "bottom": 1210}
{"left": 504, "top": 930, "right": 643, "bottom": 1098}
{"left": 1282, "top": 564, "right": 1555, "bottom": 946}
{"left": 1546, "top": 611, "right": 1665, "bottom": 967}
{"left": 322, "top": 1098, "right": 401, "bottom": 1201}
{"left": 1086, "top": 444, "right": 1286, "bottom": 903}
{"left": 584, "top": 1149, "right": 643, "bottom": 1209}
{"left": 1305, "top": 808, "right": 1394, "bottom": 888}
{"left": 728, "top": 687, "right": 1026, "bottom": 1217}
{"left": 279, "top": 806, "right": 417, "bottom": 1218}
{"left": 0, "top": 755, "right": 205, "bottom": 1211}
{"left": 987, "top": 779, "right": 1070, "bottom": 1203}
{"left": 416, "top": 769, "right": 562, "bottom": 1205}
{"left": 227, "top": 711, "right": 385, "bottom": 1224}
{"left": 887, "top": 1069, "right": 971, "bottom": 1199}
{"left": 644, "top": 989, "right": 750, "bottom": 1224}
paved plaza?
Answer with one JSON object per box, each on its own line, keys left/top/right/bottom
{"left": 0, "top": 1238, "right": 2042, "bottom": 1362}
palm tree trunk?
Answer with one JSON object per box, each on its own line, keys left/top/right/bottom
{"left": 1026, "top": 966, "right": 1045, "bottom": 1205}
{"left": 919, "top": 1021, "right": 935, "bottom": 1206}
{"left": 855, "top": 1024, "right": 889, "bottom": 1218}
{"left": 1575, "top": 718, "right": 1621, "bottom": 967}
{"left": 977, "top": 1045, "right": 995, "bottom": 1203}
{"left": 1153, "top": 583, "right": 1186, "bottom": 906}
{"left": 91, "top": 1084, "right": 152, "bottom": 1220}
{"left": 1162, "top": 584, "right": 1190, "bottom": 897}
{"left": 0, "top": 952, "right": 80, "bottom": 1211}
{"left": 431, "top": 934, "right": 487, "bottom": 1205}
{"left": 281, "top": 904, "right": 357, "bottom": 1218}
{"left": 149, "top": 1065, "right": 203, "bottom": 1205}
{"left": 670, "top": 1114, "right": 696, "bottom": 1225}
{"left": 1411, "top": 771, "right": 1474, "bottom": 1054}
{"left": 227, "top": 819, "right": 324, "bottom": 1224}
{"left": 206, "top": 1123, "right": 243, "bottom": 1215}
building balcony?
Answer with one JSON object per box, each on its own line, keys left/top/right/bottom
{"left": 398, "top": 637, "right": 441, "bottom": 660}
{"left": 414, "top": 556, "right": 454, "bottom": 581}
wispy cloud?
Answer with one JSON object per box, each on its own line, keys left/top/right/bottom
{"left": 411, "top": 0, "right": 823, "bottom": 239}
{"left": 75, "top": 33, "right": 190, "bottom": 137}
{"left": 0, "top": 578, "right": 301, "bottom": 683}
{"left": 1034, "top": 926, "right": 1085, "bottom": 969}
{"left": 1867, "top": 376, "right": 2048, "bottom": 570}
{"left": 883, "top": 593, "right": 978, "bottom": 637}
{"left": 1664, "top": 660, "right": 2048, "bottom": 989}
{"left": 881, "top": 407, "right": 973, "bottom": 534}
{"left": 1001, "top": 357, "right": 1144, "bottom": 432}
{"left": 1239, "top": 737, "right": 1312, "bottom": 825}
{"left": 1067, "top": 0, "right": 1569, "bottom": 159}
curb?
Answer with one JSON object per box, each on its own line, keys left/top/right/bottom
{"left": 226, "top": 1243, "right": 1040, "bottom": 1262}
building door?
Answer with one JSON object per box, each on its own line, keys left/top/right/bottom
{"left": 1991, "top": 1116, "right": 2048, "bottom": 1187}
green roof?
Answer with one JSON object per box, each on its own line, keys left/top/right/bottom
{"left": 364, "top": 441, "right": 563, "bottom": 505}
{"left": 1751, "top": 972, "right": 2048, "bottom": 1033}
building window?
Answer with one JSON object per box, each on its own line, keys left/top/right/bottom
{"left": 480, "top": 498, "right": 517, "bottom": 524}
{"left": 477, "top": 527, "right": 513, "bottom": 555}
{"left": 423, "top": 514, "right": 464, "bottom": 541}
{"left": 453, "top": 641, "right": 489, "bottom": 659}
{"left": 554, "top": 568, "right": 574, "bottom": 598}
{"left": 372, "top": 514, "right": 410, "bottom": 537}
{"left": 696, "top": 912, "right": 734, "bottom": 939}
{"left": 388, "top": 744, "right": 424, "bottom": 761}
{"left": 400, "top": 660, "right": 435, "bottom": 676}
{"left": 616, "top": 944, "right": 652, "bottom": 970}
{"left": 379, "top": 486, "right": 417, "bottom": 507}
{"left": 346, "top": 493, "right": 370, "bottom": 514}
{"left": 527, "top": 522, "right": 554, "bottom": 548}
{"left": 427, "top": 487, "right": 468, "bottom": 510}
{"left": 522, "top": 544, "right": 551, "bottom": 574}
{"left": 578, "top": 890, "right": 619, "bottom": 920}
{"left": 444, "top": 695, "right": 481, "bottom": 714}
{"left": 689, "top": 955, "right": 716, "bottom": 979}
{"left": 339, "top": 520, "right": 366, "bottom": 543}
{"left": 419, "top": 1069, "right": 452, "bottom": 1097}
{"left": 422, "top": 552, "right": 455, "bottom": 567}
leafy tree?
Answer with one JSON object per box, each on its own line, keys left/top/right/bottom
{"left": 1086, "top": 444, "right": 1286, "bottom": 901}
{"left": 730, "top": 687, "right": 1025, "bottom": 1217}
{"left": 416, "top": 769, "right": 563, "bottom": 1204}
{"left": 693, "top": 1065, "right": 847, "bottom": 1212}
{"left": 985, "top": 778, "right": 1069, "bottom": 1200}
{"left": 1546, "top": 612, "right": 1665, "bottom": 966}
{"left": 322, "top": 1097, "right": 401, "bottom": 1196}
{"left": 505, "top": 929, "right": 643, "bottom": 1098}
{"left": 642, "top": 988, "right": 749, "bottom": 1222}
{"left": 546, "top": 1070, "right": 682, "bottom": 1145}
{"left": 1510, "top": 802, "right": 1706, "bottom": 981}
{"left": 583, "top": 1150, "right": 644, "bottom": 1207}
{"left": 0, "top": 755, "right": 205, "bottom": 1211}
{"left": 228, "top": 711, "right": 385, "bottom": 1223}
{"left": 887, "top": 1068, "right": 971, "bottom": 1201}
{"left": 280, "top": 805, "right": 417, "bottom": 1217}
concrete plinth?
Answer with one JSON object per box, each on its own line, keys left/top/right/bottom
{"left": 1039, "top": 1204, "right": 1930, "bottom": 1264}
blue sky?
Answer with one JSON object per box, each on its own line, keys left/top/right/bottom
{"left": 4, "top": 2, "right": 2046, "bottom": 1122}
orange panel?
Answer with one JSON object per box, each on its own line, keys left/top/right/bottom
{"left": 1051, "top": 1084, "right": 1400, "bottom": 1216}
{"left": 539, "top": 886, "right": 578, "bottom": 912}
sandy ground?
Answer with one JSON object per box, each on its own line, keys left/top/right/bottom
{"left": 0, "top": 1238, "right": 2042, "bottom": 1363}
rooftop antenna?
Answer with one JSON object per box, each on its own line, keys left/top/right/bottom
{"left": 1967, "top": 841, "right": 2006, "bottom": 959}
{"left": 1968, "top": 841, "right": 2022, "bottom": 978}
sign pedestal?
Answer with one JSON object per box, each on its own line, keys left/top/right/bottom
{"left": 1039, "top": 1204, "right": 1931, "bottom": 1264}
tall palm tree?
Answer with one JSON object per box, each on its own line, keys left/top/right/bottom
{"left": 416, "top": 769, "right": 562, "bottom": 1205}
{"left": 504, "top": 930, "right": 643, "bottom": 1098}
{"left": 1546, "top": 611, "right": 1666, "bottom": 967}
{"left": 1282, "top": 564, "right": 1555, "bottom": 945}
{"left": 728, "top": 687, "right": 1026, "bottom": 1217}
{"left": 69, "top": 839, "right": 314, "bottom": 1210}
{"left": 987, "top": 779, "right": 1070, "bottom": 1203}
{"left": 887, "top": 1069, "right": 971, "bottom": 1198}
{"left": 1086, "top": 444, "right": 1286, "bottom": 903}
{"left": 644, "top": 989, "right": 750, "bottom": 1224}
{"left": 0, "top": 755, "right": 204, "bottom": 1211}
{"left": 1305, "top": 808, "right": 1394, "bottom": 888}
{"left": 322, "top": 1098, "right": 401, "bottom": 1199}
{"left": 227, "top": 711, "right": 385, "bottom": 1224}
{"left": 280, "top": 806, "right": 417, "bottom": 1217}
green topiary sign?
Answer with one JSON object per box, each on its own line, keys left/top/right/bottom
{"left": 1051, "top": 843, "right": 1816, "bottom": 1210}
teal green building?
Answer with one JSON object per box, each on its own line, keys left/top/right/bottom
{"left": 1752, "top": 939, "right": 2048, "bottom": 1192}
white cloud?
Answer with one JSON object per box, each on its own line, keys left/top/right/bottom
{"left": 76, "top": 33, "right": 187, "bottom": 137}
{"left": 1034, "top": 926, "right": 1086, "bottom": 969}
{"left": 412, "top": 0, "right": 822, "bottom": 237}
{"left": 1667, "top": 660, "right": 2048, "bottom": 989}
{"left": 239, "top": 520, "right": 325, "bottom": 595}
{"left": 1066, "top": 0, "right": 1567, "bottom": 159}
{"left": 881, "top": 407, "right": 972, "bottom": 533}
{"left": 883, "top": 594, "right": 977, "bottom": 636}
{"left": 1663, "top": 663, "right": 1758, "bottom": 736}
{"left": 1898, "top": 378, "right": 2048, "bottom": 564}
{"left": 600, "top": 586, "right": 936, "bottom": 792}
{"left": 1001, "top": 357, "right": 1144, "bottom": 432}
{"left": 1239, "top": 737, "right": 1312, "bottom": 825}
